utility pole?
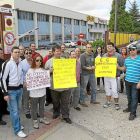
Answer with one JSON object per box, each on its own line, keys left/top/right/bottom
{"left": 114, "top": 0, "right": 118, "bottom": 46}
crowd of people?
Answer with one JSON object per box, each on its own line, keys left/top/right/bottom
{"left": 0, "top": 42, "right": 140, "bottom": 138}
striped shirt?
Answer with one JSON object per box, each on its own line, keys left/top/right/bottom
{"left": 124, "top": 55, "right": 140, "bottom": 83}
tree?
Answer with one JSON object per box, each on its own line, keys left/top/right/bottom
{"left": 108, "top": 0, "right": 133, "bottom": 32}
{"left": 129, "top": 0, "right": 140, "bottom": 34}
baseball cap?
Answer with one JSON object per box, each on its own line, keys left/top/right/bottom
{"left": 129, "top": 44, "right": 137, "bottom": 49}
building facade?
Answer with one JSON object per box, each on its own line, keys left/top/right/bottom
{"left": 0, "top": 0, "right": 108, "bottom": 48}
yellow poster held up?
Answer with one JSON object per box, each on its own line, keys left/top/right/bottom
{"left": 95, "top": 57, "right": 117, "bottom": 78}
{"left": 53, "top": 59, "right": 77, "bottom": 89}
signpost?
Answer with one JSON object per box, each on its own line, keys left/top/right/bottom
{"left": 79, "top": 33, "right": 84, "bottom": 49}
{"left": 5, "top": 16, "right": 13, "bottom": 31}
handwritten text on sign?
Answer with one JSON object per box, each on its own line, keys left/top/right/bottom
{"left": 26, "top": 70, "right": 50, "bottom": 90}
{"left": 95, "top": 57, "right": 117, "bottom": 78}
{"left": 53, "top": 59, "right": 77, "bottom": 89}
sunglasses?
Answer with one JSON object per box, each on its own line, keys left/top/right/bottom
{"left": 129, "top": 48, "right": 136, "bottom": 51}
{"left": 36, "top": 59, "right": 42, "bottom": 62}
{"left": 25, "top": 52, "right": 32, "bottom": 55}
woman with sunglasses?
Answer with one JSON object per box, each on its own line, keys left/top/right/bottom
{"left": 27, "top": 54, "right": 50, "bottom": 129}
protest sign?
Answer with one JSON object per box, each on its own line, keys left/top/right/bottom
{"left": 95, "top": 57, "right": 117, "bottom": 78}
{"left": 53, "top": 59, "right": 77, "bottom": 89}
{"left": 26, "top": 70, "right": 50, "bottom": 90}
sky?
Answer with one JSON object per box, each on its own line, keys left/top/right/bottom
{"left": 32, "top": 0, "right": 140, "bottom": 20}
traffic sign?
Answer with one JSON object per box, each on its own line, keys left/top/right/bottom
{"left": 5, "top": 16, "right": 13, "bottom": 31}
{"left": 0, "top": 7, "right": 12, "bottom": 13}
{"left": 79, "top": 33, "right": 84, "bottom": 39}
{"left": 4, "top": 32, "right": 15, "bottom": 46}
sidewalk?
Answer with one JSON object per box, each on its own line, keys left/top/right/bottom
{"left": 1, "top": 88, "right": 140, "bottom": 140}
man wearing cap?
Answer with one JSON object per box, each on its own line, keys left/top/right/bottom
{"left": 103, "top": 42, "right": 124, "bottom": 110}
{"left": 118, "top": 44, "right": 140, "bottom": 120}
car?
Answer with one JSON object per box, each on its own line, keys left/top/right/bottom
{"left": 126, "top": 40, "right": 140, "bottom": 53}
{"left": 77, "top": 40, "right": 89, "bottom": 45}
{"left": 63, "top": 41, "right": 77, "bottom": 48}
{"left": 44, "top": 42, "right": 62, "bottom": 50}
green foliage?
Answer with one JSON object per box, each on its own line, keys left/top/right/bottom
{"left": 108, "top": 0, "right": 133, "bottom": 32}
{"left": 91, "top": 39, "right": 105, "bottom": 51}
{"left": 129, "top": 0, "right": 140, "bottom": 34}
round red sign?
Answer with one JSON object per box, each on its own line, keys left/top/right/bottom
{"left": 79, "top": 33, "right": 84, "bottom": 39}
{"left": 4, "top": 32, "right": 15, "bottom": 46}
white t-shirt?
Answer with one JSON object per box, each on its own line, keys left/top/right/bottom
{"left": 96, "top": 54, "right": 101, "bottom": 58}
{"left": 29, "top": 68, "right": 46, "bottom": 98}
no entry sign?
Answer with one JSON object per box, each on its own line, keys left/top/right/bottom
{"left": 79, "top": 33, "right": 84, "bottom": 39}
{"left": 4, "top": 32, "right": 15, "bottom": 46}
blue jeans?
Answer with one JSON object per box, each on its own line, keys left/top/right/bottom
{"left": 125, "top": 81, "right": 138, "bottom": 115}
{"left": 8, "top": 88, "right": 23, "bottom": 134}
{"left": 80, "top": 74, "right": 97, "bottom": 104}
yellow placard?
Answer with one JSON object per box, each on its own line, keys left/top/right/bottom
{"left": 95, "top": 57, "right": 117, "bottom": 78}
{"left": 53, "top": 59, "right": 77, "bottom": 89}
{"left": 86, "top": 15, "right": 95, "bottom": 22}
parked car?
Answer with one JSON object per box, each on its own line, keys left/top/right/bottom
{"left": 44, "top": 42, "right": 62, "bottom": 49}
{"left": 77, "top": 40, "right": 89, "bottom": 45}
{"left": 63, "top": 41, "right": 77, "bottom": 48}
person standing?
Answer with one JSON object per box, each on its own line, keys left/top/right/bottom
{"left": 80, "top": 44, "right": 99, "bottom": 107}
{"left": 43, "top": 48, "right": 53, "bottom": 65}
{"left": 19, "top": 45, "right": 25, "bottom": 60}
{"left": 69, "top": 51, "right": 81, "bottom": 111}
{"left": 129, "top": 35, "right": 134, "bottom": 43}
{"left": 103, "top": 42, "right": 124, "bottom": 110}
{"left": 1, "top": 47, "right": 27, "bottom": 138}
{"left": 75, "top": 47, "right": 81, "bottom": 62}
{"left": 94, "top": 46, "right": 104, "bottom": 91}
{"left": 118, "top": 44, "right": 140, "bottom": 120}
{"left": 45, "top": 45, "right": 71, "bottom": 124}
{"left": 21, "top": 48, "right": 32, "bottom": 119}
{"left": 29, "top": 43, "right": 40, "bottom": 58}
{"left": 60, "top": 44, "right": 69, "bottom": 58}
{"left": 27, "top": 54, "right": 50, "bottom": 129}
{"left": 0, "top": 48, "right": 10, "bottom": 125}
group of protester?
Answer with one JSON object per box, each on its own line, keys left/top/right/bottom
{"left": 0, "top": 41, "right": 140, "bottom": 138}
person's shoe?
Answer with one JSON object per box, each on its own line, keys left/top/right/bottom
{"left": 17, "top": 131, "right": 27, "bottom": 138}
{"left": 0, "top": 119, "right": 6, "bottom": 125}
{"left": 26, "top": 114, "right": 31, "bottom": 119}
{"left": 129, "top": 114, "right": 136, "bottom": 120}
{"left": 74, "top": 107, "right": 81, "bottom": 111}
{"left": 52, "top": 115, "right": 59, "bottom": 119}
{"left": 3, "top": 110, "right": 10, "bottom": 115}
{"left": 37, "top": 113, "right": 40, "bottom": 118}
{"left": 63, "top": 118, "right": 72, "bottom": 124}
{"left": 115, "top": 104, "right": 120, "bottom": 110}
{"left": 80, "top": 104, "right": 88, "bottom": 107}
{"left": 123, "top": 108, "right": 130, "bottom": 113}
{"left": 40, "top": 117, "right": 50, "bottom": 125}
{"left": 21, "top": 126, "right": 24, "bottom": 130}
{"left": 119, "top": 90, "right": 123, "bottom": 93}
{"left": 33, "top": 120, "right": 39, "bottom": 129}
{"left": 45, "top": 102, "right": 50, "bottom": 106}
{"left": 90, "top": 102, "right": 100, "bottom": 104}
{"left": 103, "top": 102, "right": 111, "bottom": 108}
{"left": 87, "top": 92, "right": 91, "bottom": 95}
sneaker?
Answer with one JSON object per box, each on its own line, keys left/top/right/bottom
{"left": 123, "top": 108, "right": 130, "bottom": 113}
{"left": 74, "top": 107, "right": 81, "bottom": 111}
{"left": 21, "top": 126, "right": 24, "bottom": 130}
{"left": 26, "top": 114, "right": 31, "bottom": 119}
{"left": 80, "top": 104, "right": 88, "bottom": 107}
{"left": 129, "top": 114, "right": 136, "bottom": 120}
{"left": 103, "top": 102, "right": 111, "bottom": 108}
{"left": 37, "top": 113, "right": 40, "bottom": 118}
{"left": 17, "top": 131, "right": 27, "bottom": 138}
{"left": 40, "top": 117, "right": 50, "bottom": 125}
{"left": 115, "top": 104, "right": 120, "bottom": 110}
{"left": 0, "top": 119, "right": 6, "bottom": 125}
{"left": 33, "top": 120, "right": 39, "bottom": 129}
{"left": 63, "top": 118, "right": 72, "bottom": 124}
{"left": 45, "top": 102, "right": 50, "bottom": 106}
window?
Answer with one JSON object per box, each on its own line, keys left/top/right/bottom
{"left": 74, "top": 34, "right": 79, "bottom": 39}
{"left": 103, "top": 24, "right": 105, "bottom": 28}
{"left": 38, "top": 35, "right": 50, "bottom": 41}
{"left": 64, "top": 34, "right": 72, "bottom": 40}
{"left": 19, "top": 35, "right": 35, "bottom": 42}
{"left": 83, "top": 34, "right": 86, "bottom": 39}
{"left": 81, "top": 21, "right": 86, "bottom": 26}
{"left": 64, "top": 18, "right": 71, "bottom": 24}
{"left": 74, "top": 19, "right": 79, "bottom": 25}
{"left": 94, "top": 23, "right": 97, "bottom": 27}
{"left": 18, "top": 11, "right": 33, "bottom": 20}
{"left": 52, "top": 16, "right": 61, "bottom": 23}
{"left": 37, "top": 14, "right": 49, "bottom": 22}
{"left": 53, "top": 34, "right": 62, "bottom": 40}
{"left": 46, "top": 35, "right": 50, "bottom": 41}
{"left": 99, "top": 24, "right": 102, "bottom": 28}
